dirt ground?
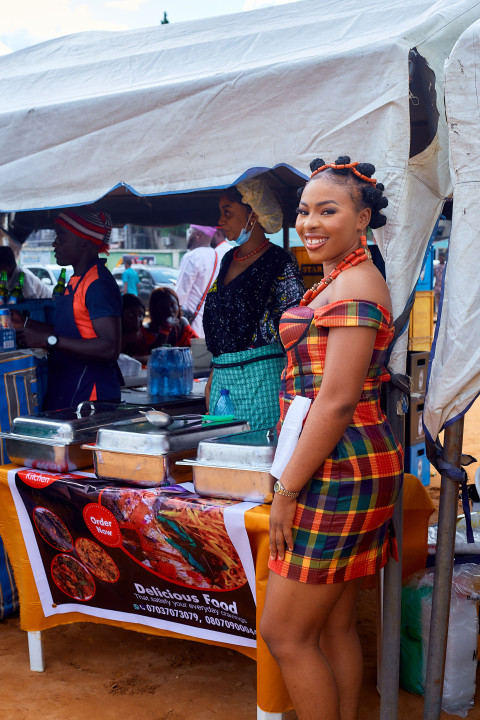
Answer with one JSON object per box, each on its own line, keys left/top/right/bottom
{"left": 2, "top": 405, "right": 480, "bottom": 720}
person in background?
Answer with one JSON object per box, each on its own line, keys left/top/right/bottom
{"left": 121, "top": 293, "right": 156, "bottom": 364}
{"left": 14, "top": 206, "right": 123, "bottom": 411}
{"left": 147, "top": 287, "right": 197, "bottom": 347}
{"left": 0, "top": 246, "right": 52, "bottom": 299}
{"left": 122, "top": 257, "right": 139, "bottom": 295}
{"left": 434, "top": 251, "right": 446, "bottom": 313}
{"left": 203, "top": 176, "right": 304, "bottom": 430}
{"left": 175, "top": 225, "right": 219, "bottom": 338}
{"left": 210, "top": 227, "right": 232, "bottom": 264}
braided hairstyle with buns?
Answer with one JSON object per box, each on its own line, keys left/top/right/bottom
{"left": 305, "top": 155, "right": 388, "bottom": 229}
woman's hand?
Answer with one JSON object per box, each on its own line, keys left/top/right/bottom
{"left": 269, "top": 491, "right": 297, "bottom": 561}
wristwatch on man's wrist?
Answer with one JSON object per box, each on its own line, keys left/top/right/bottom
{"left": 273, "top": 480, "right": 299, "bottom": 499}
{"left": 46, "top": 335, "right": 58, "bottom": 348}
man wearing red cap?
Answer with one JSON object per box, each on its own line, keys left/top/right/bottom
{"left": 15, "top": 206, "right": 123, "bottom": 411}
{"left": 175, "top": 225, "right": 221, "bottom": 338}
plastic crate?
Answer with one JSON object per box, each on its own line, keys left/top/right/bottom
{"left": 291, "top": 246, "right": 324, "bottom": 290}
{"left": 407, "top": 351, "right": 430, "bottom": 394}
{"left": 11, "top": 298, "right": 55, "bottom": 325}
{"left": 405, "top": 442, "right": 430, "bottom": 486}
{"left": 406, "top": 393, "right": 425, "bottom": 445}
{"left": 408, "top": 291, "right": 434, "bottom": 351}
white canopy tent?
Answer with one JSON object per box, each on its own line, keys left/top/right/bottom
{"left": 1, "top": 0, "right": 480, "bottom": 386}
{"left": 424, "top": 19, "right": 480, "bottom": 441}
{"left": 2, "top": 2, "right": 480, "bottom": 718}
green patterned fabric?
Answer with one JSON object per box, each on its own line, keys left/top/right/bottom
{"left": 209, "top": 344, "right": 286, "bottom": 430}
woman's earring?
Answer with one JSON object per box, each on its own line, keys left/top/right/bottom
{"left": 361, "top": 234, "right": 372, "bottom": 259}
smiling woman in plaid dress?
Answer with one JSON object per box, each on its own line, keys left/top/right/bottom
{"left": 260, "top": 157, "right": 403, "bottom": 720}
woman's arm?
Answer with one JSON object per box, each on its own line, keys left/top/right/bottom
{"left": 269, "top": 323, "right": 377, "bottom": 560}
{"left": 205, "top": 370, "right": 213, "bottom": 410}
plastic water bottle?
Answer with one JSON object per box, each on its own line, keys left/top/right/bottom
{"left": 167, "top": 348, "right": 181, "bottom": 396}
{"left": 148, "top": 348, "right": 167, "bottom": 396}
{"left": 214, "top": 388, "right": 235, "bottom": 416}
{"left": 177, "top": 347, "right": 193, "bottom": 395}
{"left": 183, "top": 348, "right": 193, "bottom": 395}
{"left": 0, "top": 308, "right": 16, "bottom": 352}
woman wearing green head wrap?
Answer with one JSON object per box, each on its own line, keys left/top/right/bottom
{"left": 203, "top": 176, "right": 304, "bottom": 430}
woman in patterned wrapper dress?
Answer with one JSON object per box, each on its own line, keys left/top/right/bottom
{"left": 260, "top": 157, "right": 403, "bottom": 720}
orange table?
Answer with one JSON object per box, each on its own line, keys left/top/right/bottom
{"left": 0, "top": 464, "right": 291, "bottom": 719}
{"left": 0, "top": 465, "right": 434, "bottom": 720}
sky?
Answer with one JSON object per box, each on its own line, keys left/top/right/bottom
{"left": 0, "top": 0, "right": 299, "bottom": 55}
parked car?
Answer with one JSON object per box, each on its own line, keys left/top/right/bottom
{"left": 112, "top": 264, "right": 179, "bottom": 306}
{"left": 25, "top": 264, "right": 74, "bottom": 288}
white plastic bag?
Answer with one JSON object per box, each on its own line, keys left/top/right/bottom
{"left": 401, "top": 564, "right": 480, "bottom": 717}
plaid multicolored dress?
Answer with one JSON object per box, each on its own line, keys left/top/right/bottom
{"left": 268, "top": 299, "right": 403, "bottom": 585}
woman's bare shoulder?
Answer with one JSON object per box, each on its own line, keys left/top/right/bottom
{"left": 329, "top": 263, "right": 392, "bottom": 313}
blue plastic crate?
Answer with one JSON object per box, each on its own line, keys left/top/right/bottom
{"left": 405, "top": 442, "right": 430, "bottom": 486}
{"left": 0, "top": 350, "right": 43, "bottom": 463}
{"left": 11, "top": 298, "right": 55, "bottom": 325}
{"left": 416, "top": 247, "right": 434, "bottom": 291}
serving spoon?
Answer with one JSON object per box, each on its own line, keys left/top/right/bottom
{"left": 139, "top": 410, "right": 174, "bottom": 427}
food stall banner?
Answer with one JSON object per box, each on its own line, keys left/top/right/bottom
{"left": 8, "top": 468, "right": 258, "bottom": 648}
{"left": 423, "top": 19, "right": 480, "bottom": 439}
{"left": 1, "top": 0, "right": 480, "bottom": 376}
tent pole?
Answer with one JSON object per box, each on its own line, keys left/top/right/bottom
{"left": 423, "top": 417, "right": 464, "bottom": 720}
{"left": 379, "top": 383, "right": 404, "bottom": 720}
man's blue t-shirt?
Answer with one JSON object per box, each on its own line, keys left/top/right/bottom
{"left": 122, "top": 266, "right": 139, "bottom": 295}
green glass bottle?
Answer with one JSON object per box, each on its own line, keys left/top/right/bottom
{"left": 53, "top": 268, "right": 67, "bottom": 296}
{"left": 8, "top": 270, "right": 25, "bottom": 304}
{"left": 0, "top": 271, "right": 9, "bottom": 307}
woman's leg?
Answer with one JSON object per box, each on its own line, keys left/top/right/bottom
{"left": 260, "top": 571, "right": 359, "bottom": 720}
{"left": 320, "top": 578, "right": 363, "bottom": 720}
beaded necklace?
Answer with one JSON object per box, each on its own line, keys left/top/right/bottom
{"left": 300, "top": 235, "right": 371, "bottom": 306}
{"left": 233, "top": 238, "right": 270, "bottom": 262}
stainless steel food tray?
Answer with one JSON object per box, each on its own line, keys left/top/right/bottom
{"left": 4, "top": 439, "right": 93, "bottom": 473}
{"left": 86, "top": 445, "right": 197, "bottom": 487}
{"left": 177, "top": 460, "right": 274, "bottom": 503}
{"left": 3, "top": 401, "right": 152, "bottom": 444}
{"left": 94, "top": 416, "right": 250, "bottom": 455}
{"left": 177, "top": 427, "right": 277, "bottom": 503}
{"left": 0, "top": 400, "right": 154, "bottom": 472}
{"left": 196, "top": 427, "right": 277, "bottom": 467}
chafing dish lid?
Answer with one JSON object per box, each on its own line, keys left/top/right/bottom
{"left": 95, "top": 416, "right": 250, "bottom": 455}
{"left": 195, "top": 427, "right": 277, "bottom": 469}
{"left": 3, "top": 401, "right": 151, "bottom": 445}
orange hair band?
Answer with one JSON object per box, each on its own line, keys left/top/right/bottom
{"left": 310, "top": 161, "right": 377, "bottom": 186}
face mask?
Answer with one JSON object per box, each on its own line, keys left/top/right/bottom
{"left": 235, "top": 212, "right": 255, "bottom": 246}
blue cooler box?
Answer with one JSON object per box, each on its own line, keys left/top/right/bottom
{"left": 0, "top": 347, "right": 46, "bottom": 617}
{"left": 405, "top": 442, "right": 430, "bottom": 486}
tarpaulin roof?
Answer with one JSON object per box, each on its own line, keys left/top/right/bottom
{"left": 1, "top": 0, "right": 480, "bottom": 384}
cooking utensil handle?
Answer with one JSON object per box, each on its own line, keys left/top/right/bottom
{"left": 76, "top": 400, "right": 95, "bottom": 418}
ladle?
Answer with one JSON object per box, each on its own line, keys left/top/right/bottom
{"left": 139, "top": 410, "right": 174, "bottom": 427}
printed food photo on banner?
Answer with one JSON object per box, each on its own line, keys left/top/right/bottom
{"left": 99, "top": 486, "right": 248, "bottom": 590}
{"left": 9, "top": 468, "right": 257, "bottom": 647}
